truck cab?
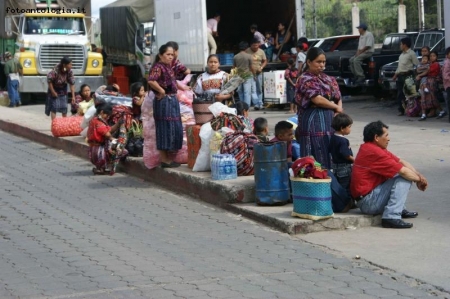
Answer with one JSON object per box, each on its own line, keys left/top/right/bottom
{"left": 5, "top": 11, "right": 103, "bottom": 102}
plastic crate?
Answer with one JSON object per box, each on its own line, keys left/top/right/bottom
{"left": 112, "top": 76, "right": 130, "bottom": 95}
{"left": 112, "top": 66, "right": 128, "bottom": 77}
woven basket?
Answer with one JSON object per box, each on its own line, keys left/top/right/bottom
{"left": 193, "top": 101, "right": 214, "bottom": 125}
{"left": 290, "top": 177, "right": 334, "bottom": 220}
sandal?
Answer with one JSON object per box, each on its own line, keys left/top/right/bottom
{"left": 92, "top": 168, "right": 106, "bottom": 175}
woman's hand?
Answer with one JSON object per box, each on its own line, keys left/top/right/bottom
{"left": 51, "top": 91, "right": 58, "bottom": 98}
{"left": 214, "top": 94, "right": 228, "bottom": 102}
{"left": 156, "top": 91, "right": 166, "bottom": 100}
{"left": 334, "top": 105, "right": 344, "bottom": 114}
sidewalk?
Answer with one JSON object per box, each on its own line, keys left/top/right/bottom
{"left": 0, "top": 104, "right": 380, "bottom": 234}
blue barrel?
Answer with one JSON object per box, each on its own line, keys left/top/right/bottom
{"left": 253, "top": 142, "right": 290, "bottom": 205}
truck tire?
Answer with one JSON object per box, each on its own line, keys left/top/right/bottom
{"left": 20, "top": 93, "right": 31, "bottom": 105}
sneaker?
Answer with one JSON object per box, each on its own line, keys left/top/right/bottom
{"left": 436, "top": 111, "right": 447, "bottom": 119}
{"left": 418, "top": 115, "right": 426, "bottom": 121}
{"left": 16, "top": 101, "right": 22, "bottom": 107}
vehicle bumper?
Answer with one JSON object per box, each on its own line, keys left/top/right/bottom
{"left": 379, "top": 79, "right": 397, "bottom": 91}
{"left": 335, "top": 76, "right": 375, "bottom": 87}
{"left": 19, "top": 76, "right": 105, "bottom": 93}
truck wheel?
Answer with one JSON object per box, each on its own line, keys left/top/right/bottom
{"left": 20, "top": 93, "right": 31, "bottom": 105}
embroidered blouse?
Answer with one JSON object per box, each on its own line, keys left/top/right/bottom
{"left": 148, "top": 62, "right": 178, "bottom": 96}
{"left": 47, "top": 64, "right": 75, "bottom": 96}
{"left": 295, "top": 71, "right": 341, "bottom": 114}
{"left": 194, "top": 70, "right": 228, "bottom": 96}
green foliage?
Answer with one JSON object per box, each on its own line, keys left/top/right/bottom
{"left": 303, "top": 0, "right": 443, "bottom": 43}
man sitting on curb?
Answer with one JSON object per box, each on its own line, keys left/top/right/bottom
{"left": 350, "top": 121, "right": 428, "bottom": 229}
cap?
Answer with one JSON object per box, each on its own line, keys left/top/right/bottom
{"left": 356, "top": 23, "right": 368, "bottom": 30}
{"left": 4, "top": 51, "right": 12, "bottom": 58}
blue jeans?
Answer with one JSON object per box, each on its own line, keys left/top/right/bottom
{"left": 252, "top": 73, "right": 263, "bottom": 108}
{"left": 328, "top": 170, "right": 351, "bottom": 213}
{"left": 237, "top": 78, "right": 257, "bottom": 107}
{"left": 356, "top": 175, "right": 412, "bottom": 219}
{"left": 7, "top": 77, "right": 20, "bottom": 106}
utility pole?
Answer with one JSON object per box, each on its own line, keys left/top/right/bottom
{"left": 313, "top": 0, "right": 317, "bottom": 38}
{"left": 417, "top": 0, "right": 425, "bottom": 31}
{"left": 437, "top": 0, "right": 442, "bottom": 29}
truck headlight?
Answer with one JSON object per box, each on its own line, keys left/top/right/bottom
{"left": 23, "top": 59, "right": 32, "bottom": 68}
{"left": 92, "top": 60, "right": 99, "bottom": 68}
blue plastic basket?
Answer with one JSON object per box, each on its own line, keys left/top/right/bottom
{"left": 290, "top": 177, "right": 334, "bottom": 220}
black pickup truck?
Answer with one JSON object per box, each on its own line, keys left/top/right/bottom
{"left": 324, "top": 32, "right": 419, "bottom": 93}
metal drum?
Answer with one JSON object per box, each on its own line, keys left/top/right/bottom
{"left": 253, "top": 142, "right": 289, "bottom": 205}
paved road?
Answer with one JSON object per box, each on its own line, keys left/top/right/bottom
{"left": 0, "top": 131, "right": 448, "bottom": 299}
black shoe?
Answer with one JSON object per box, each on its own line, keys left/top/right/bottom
{"left": 354, "top": 78, "right": 365, "bottom": 85}
{"left": 397, "top": 112, "right": 404, "bottom": 116}
{"left": 436, "top": 111, "right": 447, "bottom": 119}
{"left": 418, "top": 115, "right": 426, "bottom": 121}
{"left": 253, "top": 107, "right": 260, "bottom": 111}
{"left": 161, "top": 161, "right": 181, "bottom": 168}
{"left": 401, "top": 209, "right": 418, "bottom": 218}
{"left": 381, "top": 219, "right": 413, "bottom": 229}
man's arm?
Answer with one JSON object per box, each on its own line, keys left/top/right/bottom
{"left": 261, "top": 58, "right": 267, "bottom": 70}
{"left": 399, "top": 159, "right": 428, "bottom": 190}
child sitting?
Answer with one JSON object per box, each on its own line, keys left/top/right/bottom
{"left": 416, "top": 55, "right": 430, "bottom": 94}
{"left": 270, "top": 121, "right": 294, "bottom": 162}
{"left": 253, "top": 117, "right": 269, "bottom": 142}
{"left": 328, "top": 113, "right": 354, "bottom": 192}
{"left": 87, "top": 103, "right": 127, "bottom": 175}
{"left": 260, "top": 31, "right": 275, "bottom": 62}
{"left": 233, "top": 101, "right": 252, "bottom": 132}
{"left": 131, "top": 82, "right": 145, "bottom": 120}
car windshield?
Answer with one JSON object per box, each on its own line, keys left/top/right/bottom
{"left": 24, "top": 16, "right": 85, "bottom": 35}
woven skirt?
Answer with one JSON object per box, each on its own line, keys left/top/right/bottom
{"left": 45, "top": 94, "right": 68, "bottom": 116}
{"left": 153, "top": 95, "right": 183, "bottom": 151}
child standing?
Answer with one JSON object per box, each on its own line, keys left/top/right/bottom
{"left": 295, "top": 41, "right": 307, "bottom": 71}
{"left": 131, "top": 82, "right": 145, "bottom": 120}
{"left": 270, "top": 121, "right": 294, "bottom": 162}
{"left": 260, "top": 31, "right": 275, "bottom": 62}
{"left": 416, "top": 55, "right": 430, "bottom": 94}
{"left": 253, "top": 117, "right": 269, "bottom": 142}
{"left": 328, "top": 113, "right": 354, "bottom": 191}
{"left": 284, "top": 58, "right": 299, "bottom": 114}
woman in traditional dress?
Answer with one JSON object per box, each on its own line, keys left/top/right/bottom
{"left": 295, "top": 47, "right": 343, "bottom": 169}
{"left": 193, "top": 54, "right": 232, "bottom": 104}
{"left": 45, "top": 56, "right": 76, "bottom": 120}
{"left": 148, "top": 44, "right": 183, "bottom": 168}
{"left": 418, "top": 50, "right": 446, "bottom": 121}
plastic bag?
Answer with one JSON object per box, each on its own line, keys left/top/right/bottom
{"left": 192, "top": 122, "right": 213, "bottom": 172}
{"left": 209, "top": 127, "right": 234, "bottom": 157}
{"left": 82, "top": 105, "right": 96, "bottom": 129}
{"left": 51, "top": 116, "right": 83, "bottom": 137}
{"left": 142, "top": 91, "right": 161, "bottom": 169}
{"left": 208, "top": 102, "right": 237, "bottom": 117}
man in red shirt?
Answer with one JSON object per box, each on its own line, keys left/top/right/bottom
{"left": 351, "top": 121, "right": 428, "bottom": 228}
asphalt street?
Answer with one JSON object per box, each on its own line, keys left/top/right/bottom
{"left": 1, "top": 127, "right": 449, "bottom": 298}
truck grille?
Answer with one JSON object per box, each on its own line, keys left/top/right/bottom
{"left": 39, "top": 45, "right": 85, "bottom": 75}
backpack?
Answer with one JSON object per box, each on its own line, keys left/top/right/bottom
{"left": 220, "top": 132, "right": 259, "bottom": 176}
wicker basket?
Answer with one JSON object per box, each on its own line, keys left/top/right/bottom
{"left": 290, "top": 177, "right": 334, "bottom": 220}
{"left": 193, "top": 101, "right": 214, "bottom": 125}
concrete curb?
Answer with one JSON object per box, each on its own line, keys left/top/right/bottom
{"left": 0, "top": 114, "right": 380, "bottom": 235}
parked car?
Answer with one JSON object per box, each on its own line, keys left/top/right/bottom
{"left": 378, "top": 37, "right": 446, "bottom": 93}
{"left": 324, "top": 32, "right": 419, "bottom": 89}
{"left": 413, "top": 28, "right": 445, "bottom": 53}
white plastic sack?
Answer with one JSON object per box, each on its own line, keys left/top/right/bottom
{"left": 81, "top": 105, "right": 97, "bottom": 129}
{"left": 192, "top": 122, "right": 213, "bottom": 172}
{"left": 208, "top": 102, "right": 237, "bottom": 117}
